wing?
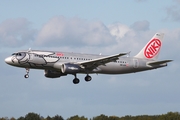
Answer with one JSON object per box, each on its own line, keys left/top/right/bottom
{"left": 77, "top": 53, "right": 128, "bottom": 69}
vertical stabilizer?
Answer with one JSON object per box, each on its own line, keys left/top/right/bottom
{"left": 135, "top": 33, "right": 164, "bottom": 60}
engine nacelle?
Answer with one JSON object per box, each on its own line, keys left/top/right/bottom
{"left": 44, "top": 69, "right": 67, "bottom": 78}
{"left": 61, "top": 63, "right": 82, "bottom": 74}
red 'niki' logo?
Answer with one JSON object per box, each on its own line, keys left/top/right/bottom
{"left": 144, "top": 38, "right": 161, "bottom": 59}
{"left": 56, "top": 52, "right": 64, "bottom": 56}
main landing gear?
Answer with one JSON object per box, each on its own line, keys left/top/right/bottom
{"left": 72, "top": 74, "right": 92, "bottom": 84}
{"left": 85, "top": 75, "right": 92, "bottom": 82}
{"left": 24, "top": 68, "right": 30, "bottom": 78}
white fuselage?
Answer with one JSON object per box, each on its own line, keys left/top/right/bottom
{"left": 5, "top": 50, "right": 166, "bottom": 74}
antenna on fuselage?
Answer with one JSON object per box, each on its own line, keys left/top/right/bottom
{"left": 28, "top": 48, "right": 31, "bottom": 52}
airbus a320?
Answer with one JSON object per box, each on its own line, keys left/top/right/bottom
{"left": 5, "top": 33, "right": 172, "bottom": 84}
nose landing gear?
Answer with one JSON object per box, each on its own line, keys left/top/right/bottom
{"left": 24, "top": 68, "right": 30, "bottom": 78}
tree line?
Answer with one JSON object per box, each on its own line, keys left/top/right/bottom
{"left": 0, "top": 112, "right": 180, "bottom": 120}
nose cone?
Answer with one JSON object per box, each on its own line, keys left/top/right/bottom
{"left": 5, "top": 57, "right": 12, "bottom": 65}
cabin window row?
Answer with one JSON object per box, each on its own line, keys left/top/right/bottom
{"left": 34, "top": 54, "right": 93, "bottom": 61}
{"left": 116, "top": 61, "right": 127, "bottom": 63}
{"left": 34, "top": 54, "right": 128, "bottom": 63}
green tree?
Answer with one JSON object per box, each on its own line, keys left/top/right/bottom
{"left": 108, "top": 116, "right": 120, "bottom": 120}
{"left": 46, "top": 116, "right": 52, "bottom": 120}
{"left": 10, "top": 117, "right": 16, "bottom": 120}
{"left": 52, "top": 115, "right": 64, "bottom": 120}
{"left": 0, "top": 118, "right": 6, "bottom": 120}
{"left": 24, "top": 112, "right": 41, "bottom": 120}
{"left": 67, "top": 115, "right": 88, "bottom": 120}
{"left": 17, "top": 116, "right": 25, "bottom": 120}
{"left": 164, "top": 112, "right": 180, "bottom": 120}
{"left": 93, "top": 114, "right": 109, "bottom": 120}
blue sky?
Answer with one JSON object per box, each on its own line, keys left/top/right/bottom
{"left": 0, "top": 0, "right": 180, "bottom": 119}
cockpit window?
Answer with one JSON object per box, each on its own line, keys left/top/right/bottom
{"left": 12, "top": 53, "right": 25, "bottom": 56}
{"left": 17, "top": 53, "right": 22, "bottom": 56}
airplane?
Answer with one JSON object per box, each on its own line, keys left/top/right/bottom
{"left": 5, "top": 33, "right": 172, "bottom": 84}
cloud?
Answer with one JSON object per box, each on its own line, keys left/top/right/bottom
{"left": 34, "top": 17, "right": 180, "bottom": 59}
{"left": 1, "top": 17, "right": 179, "bottom": 58}
{"left": 35, "top": 17, "right": 155, "bottom": 56}
{"left": 36, "top": 16, "right": 115, "bottom": 47}
{"left": 106, "top": 21, "right": 153, "bottom": 55}
{"left": 130, "top": 20, "right": 150, "bottom": 31}
{"left": 165, "top": 0, "right": 180, "bottom": 22}
{"left": 0, "top": 17, "right": 155, "bottom": 56}
{"left": 0, "top": 18, "right": 37, "bottom": 48}
{"left": 159, "top": 28, "right": 180, "bottom": 62}
{"left": 108, "top": 23, "right": 131, "bottom": 40}
{"left": 173, "top": 0, "right": 180, "bottom": 4}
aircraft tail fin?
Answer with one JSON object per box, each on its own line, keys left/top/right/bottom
{"left": 135, "top": 33, "right": 164, "bottom": 60}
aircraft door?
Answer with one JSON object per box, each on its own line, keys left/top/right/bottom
{"left": 133, "top": 59, "right": 139, "bottom": 68}
{"left": 29, "top": 53, "right": 34, "bottom": 60}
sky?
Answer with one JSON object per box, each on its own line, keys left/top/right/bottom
{"left": 0, "top": 0, "right": 180, "bottom": 119}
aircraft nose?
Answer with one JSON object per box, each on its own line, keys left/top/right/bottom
{"left": 5, "top": 57, "right": 12, "bottom": 64}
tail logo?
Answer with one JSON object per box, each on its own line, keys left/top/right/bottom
{"left": 144, "top": 39, "right": 161, "bottom": 59}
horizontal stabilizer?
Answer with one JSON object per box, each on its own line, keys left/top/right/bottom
{"left": 147, "top": 60, "right": 173, "bottom": 66}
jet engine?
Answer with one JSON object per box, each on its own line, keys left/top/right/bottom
{"left": 61, "top": 63, "right": 83, "bottom": 74}
{"left": 44, "top": 69, "right": 67, "bottom": 78}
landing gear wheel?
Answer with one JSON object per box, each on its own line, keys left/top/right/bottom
{"left": 24, "top": 68, "right": 30, "bottom": 78}
{"left": 24, "top": 74, "right": 29, "bottom": 78}
{"left": 85, "top": 75, "right": 92, "bottom": 82}
{"left": 73, "top": 78, "right": 80, "bottom": 84}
